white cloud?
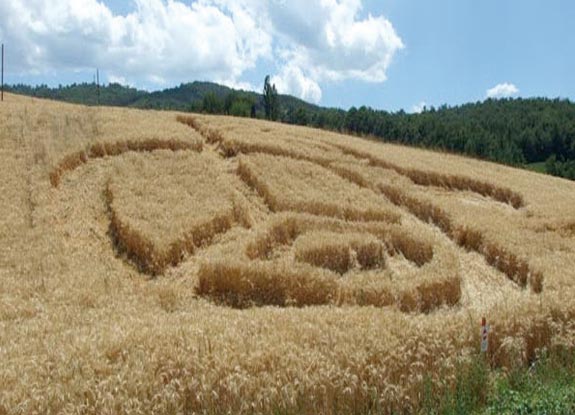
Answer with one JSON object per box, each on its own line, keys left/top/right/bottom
{"left": 271, "top": 64, "right": 322, "bottom": 104}
{"left": 269, "top": 0, "right": 404, "bottom": 83}
{"left": 0, "top": 0, "right": 271, "bottom": 85}
{"left": 411, "top": 101, "right": 427, "bottom": 113}
{"left": 0, "top": 0, "right": 404, "bottom": 103}
{"left": 486, "top": 82, "right": 519, "bottom": 99}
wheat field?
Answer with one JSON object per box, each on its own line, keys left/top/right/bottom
{"left": 1, "top": 92, "right": 575, "bottom": 414}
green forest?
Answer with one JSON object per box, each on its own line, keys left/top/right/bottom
{"left": 6, "top": 82, "right": 575, "bottom": 180}
{"left": 307, "top": 99, "right": 575, "bottom": 180}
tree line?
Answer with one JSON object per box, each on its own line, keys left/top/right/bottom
{"left": 194, "top": 79, "right": 575, "bottom": 180}
{"left": 278, "top": 98, "right": 575, "bottom": 180}
{"left": 193, "top": 76, "right": 280, "bottom": 121}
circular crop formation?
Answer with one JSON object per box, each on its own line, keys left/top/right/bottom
{"left": 50, "top": 115, "right": 543, "bottom": 315}
{"left": 197, "top": 212, "right": 462, "bottom": 313}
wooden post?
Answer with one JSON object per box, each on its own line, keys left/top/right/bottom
{"left": 1, "top": 43, "right": 4, "bottom": 102}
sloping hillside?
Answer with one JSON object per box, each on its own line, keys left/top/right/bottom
{"left": 1, "top": 93, "right": 575, "bottom": 414}
{"left": 7, "top": 82, "right": 575, "bottom": 180}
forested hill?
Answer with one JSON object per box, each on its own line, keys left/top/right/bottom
{"left": 6, "top": 82, "right": 147, "bottom": 107}
{"left": 282, "top": 97, "right": 575, "bottom": 180}
{"left": 5, "top": 81, "right": 320, "bottom": 117}
{"left": 5, "top": 82, "right": 575, "bottom": 180}
{"left": 333, "top": 99, "right": 575, "bottom": 179}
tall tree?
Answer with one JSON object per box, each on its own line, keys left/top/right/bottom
{"left": 263, "top": 75, "right": 279, "bottom": 121}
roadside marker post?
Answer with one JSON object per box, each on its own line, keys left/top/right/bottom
{"left": 480, "top": 317, "right": 489, "bottom": 353}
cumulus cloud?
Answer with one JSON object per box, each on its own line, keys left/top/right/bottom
{"left": 486, "top": 82, "right": 519, "bottom": 99}
{"left": 0, "top": 0, "right": 271, "bottom": 85}
{"left": 0, "top": 0, "right": 404, "bottom": 103}
{"left": 266, "top": 0, "right": 403, "bottom": 100}
{"left": 271, "top": 64, "right": 322, "bottom": 103}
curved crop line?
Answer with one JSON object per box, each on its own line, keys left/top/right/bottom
{"left": 197, "top": 214, "right": 462, "bottom": 313}
{"left": 295, "top": 236, "right": 386, "bottom": 274}
{"left": 325, "top": 142, "right": 525, "bottom": 209}
{"left": 50, "top": 138, "right": 203, "bottom": 187}
{"left": 177, "top": 115, "right": 224, "bottom": 145}
{"left": 244, "top": 215, "right": 433, "bottom": 267}
{"left": 177, "top": 115, "right": 335, "bottom": 165}
{"left": 375, "top": 183, "right": 543, "bottom": 293}
{"left": 104, "top": 181, "right": 244, "bottom": 275}
{"left": 303, "top": 159, "right": 543, "bottom": 293}
{"left": 52, "top": 137, "right": 247, "bottom": 275}
{"left": 179, "top": 115, "right": 524, "bottom": 208}
{"left": 236, "top": 157, "right": 401, "bottom": 224}
{"left": 180, "top": 116, "right": 540, "bottom": 291}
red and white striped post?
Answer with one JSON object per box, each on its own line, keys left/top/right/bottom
{"left": 480, "top": 317, "right": 489, "bottom": 353}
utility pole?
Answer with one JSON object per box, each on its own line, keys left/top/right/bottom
{"left": 1, "top": 43, "right": 4, "bottom": 102}
{"left": 96, "top": 69, "right": 100, "bottom": 105}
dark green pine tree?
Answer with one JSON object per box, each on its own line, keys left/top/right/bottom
{"left": 263, "top": 75, "right": 279, "bottom": 121}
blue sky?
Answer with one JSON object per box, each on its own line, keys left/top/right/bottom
{"left": 337, "top": 0, "right": 575, "bottom": 111}
{"left": 1, "top": 0, "right": 573, "bottom": 112}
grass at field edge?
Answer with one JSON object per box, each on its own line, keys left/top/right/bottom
{"left": 419, "top": 349, "right": 575, "bottom": 415}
